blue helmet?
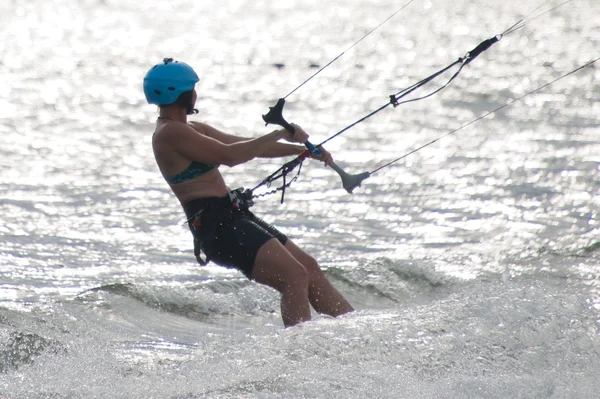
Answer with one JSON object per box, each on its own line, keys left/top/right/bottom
{"left": 143, "top": 58, "right": 199, "bottom": 105}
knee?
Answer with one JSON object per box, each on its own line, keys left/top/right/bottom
{"left": 282, "top": 263, "right": 309, "bottom": 291}
{"left": 300, "top": 254, "right": 321, "bottom": 275}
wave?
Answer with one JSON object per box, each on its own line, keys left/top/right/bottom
{"left": 75, "top": 257, "right": 457, "bottom": 323}
{"left": 536, "top": 239, "right": 600, "bottom": 261}
{"left": 325, "top": 257, "right": 458, "bottom": 308}
{"left": 78, "top": 280, "right": 278, "bottom": 322}
{"left": 0, "top": 331, "right": 65, "bottom": 373}
{"left": 583, "top": 241, "right": 600, "bottom": 255}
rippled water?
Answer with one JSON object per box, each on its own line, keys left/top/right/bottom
{"left": 1, "top": 0, "right": 599, "bottom": 397}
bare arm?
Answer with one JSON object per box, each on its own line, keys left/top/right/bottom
{"left": 259, "top": 142, "right": 305, "bottom": 158}
{"left": 190, "top": 122, "right": 246, "bottom": 144}
{"left": 191, "top": 121, "right": 306, "bottom": 158}
{"left": 162, "top": 122, "right": 307, "bottom": 167}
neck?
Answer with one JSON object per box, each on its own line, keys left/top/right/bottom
{"left": 157, "top": 115, "right": 180, "bottom": 122}
{"left": 158, "top": 106, "right": 188, "bottom": 123}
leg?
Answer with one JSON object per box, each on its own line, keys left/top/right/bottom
{"left": 284, "top": 240, "right": 354, "bottom": 317}
{"left": 252, "top": 238, "right": 312, "bottom": 327}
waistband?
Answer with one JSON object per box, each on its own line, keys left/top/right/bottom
{"left": 183, "top": 188, "right": 253, "bottom": 220}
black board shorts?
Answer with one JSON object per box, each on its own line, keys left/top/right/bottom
{"left": 183, "top": 192, "right": 288, "bottom": 279}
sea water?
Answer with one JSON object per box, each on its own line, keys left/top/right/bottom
{"left": 0, "top": 0, "right": 599, "bottom": 397}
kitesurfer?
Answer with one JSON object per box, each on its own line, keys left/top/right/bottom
{"left": 143, "top": 58, "right": 354, "bottom": 327}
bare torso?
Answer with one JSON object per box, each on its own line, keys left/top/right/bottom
{"left": 152, "top": 120, "right": 230, "bottom": 204}
{"left": 151, "top": 117, "right": 315, "bottom": 205}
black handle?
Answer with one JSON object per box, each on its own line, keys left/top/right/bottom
{"left": 262, "top": 98, "right": 295, "bottom": 133}
{"left": 262, "top": 98, "right": 322, "bottom": 155}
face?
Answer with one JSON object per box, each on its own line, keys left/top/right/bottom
{"left": 186, "top": 89, "right": 198, "bottom": 115}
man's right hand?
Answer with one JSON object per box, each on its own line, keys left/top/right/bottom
{"left": 280, "top": 123, "right": 309, "bottom": 144}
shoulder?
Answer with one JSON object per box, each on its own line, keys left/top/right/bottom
{"left": 189, "top": 121, "right": 209, "bottom": 131}
{"left": 189, "top": 122, "right": 243, "bottom": 144}
{"left": 189, "top": 121, "right": 220, "bottom": 137}
{"left": 154, "top": 121, "right": 198, "bottom": 143}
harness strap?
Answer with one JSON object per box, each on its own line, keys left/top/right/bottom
{"left": 185, "top": 188, "right": 254, "bottom": 266}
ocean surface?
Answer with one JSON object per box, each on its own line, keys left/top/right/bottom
{"left": 1, "top": 0, "right": 599, "bottom": 397}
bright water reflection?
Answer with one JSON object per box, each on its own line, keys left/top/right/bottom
{"left": 1, "top": 0, "right": 599, "bottom": 397}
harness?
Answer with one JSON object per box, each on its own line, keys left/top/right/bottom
{"left": 186, "top": 188, "right": 254, "bottom": 265}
